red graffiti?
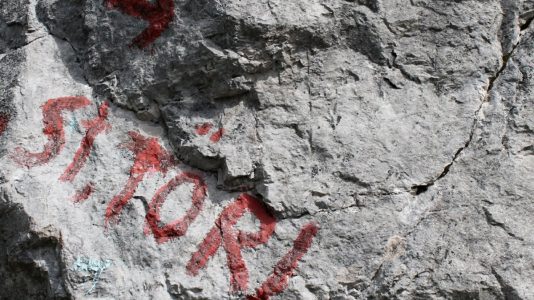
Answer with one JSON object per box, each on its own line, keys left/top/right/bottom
{"left": 187, "top": 194, "right": 277, "bottom": 292}
{"left": 105, "top": 0, "right": 175, "bottom": 48}
{"left": 72, "top": 182, "right": 95, "bottom": 203}
{"left": 13, "top": 96, "right": 91, "bottom": 167}
{"left": 144, "top": 172, "right": 207, "bottom": 243}
{"left": 194, "top": 122, "right": 224, "bottom": 143}
{"left": 60, "top": 102, "right": 111, "bottom": 182}
{"left": 105, "top": 131, "right": 177, "bottom": 224}
{"left": 9, "top": 95, "right": 321, "bottom": 294}
{"left": 195, "top": 122, "right": 213, "bottom": 135}
{"left": 248, "top": 222, "right": 319, "bottom": 300}
{"left": 209, "top": 128, "right": 224, "bottom": 143}
{"left": 0, "top": 114, "right": 9, "bottom": 136}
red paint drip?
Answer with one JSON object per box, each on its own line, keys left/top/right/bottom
{"left": 105, "top": 0, "right": 175, "bottom": 48}
{"left": 105, "top": 131, "right": 177, "bottom": 224}
{"left": 0, "top": 114, "right": 9, "bottom": 137}
{"left": 60, "top": 102, "right": 111, "bottom": 182}
{"left": 195, "top": 122, "right": 213, "bottom": 136}
{"left": 209, "top": 128, "right": 224, "bottom": 143}
{"left": 186, "top": 194, "right": 277, "bottom": 292}
{"left": 248, "top": 222, "right": 319, "bottom": 300}
{"left": 13, "top": 96, "right": 91, "bottom": 167}
{"left": 144, "top": 172, "right": 207, "bottom": 243}
{"left": 72, "top": 182, "right": 95, "bottom": 203}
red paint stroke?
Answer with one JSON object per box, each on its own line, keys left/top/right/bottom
{"left": 209, "top": 128, "right": 224, "bottom": 143}
{"left": 105, "top": 0, "right": 175, "bottom": 48}
{"left": 105, "top": 131, "right": 177, "bottom": 224}
{"left": 72, "top": 182, "right": 95, "bottom": 203}
{"left": 186, "top": 193, "right": 277, "bottom": 292}
{"left": 144, "top": 172, "right": 207, "bottom": 243}
{"left": 195, "top": 122, "right": 213, "bottom": 135}
{"left": 0, "top": 114, "right": 9, "bottom": 136}
{"left": 60, "top": 102, "right": 111, "bottom": 182}
{"left": 13, "top": 96, "right": 91, "bottom": 167}
{"left": 248, "top": 222, "right": 319, "bottom": 300}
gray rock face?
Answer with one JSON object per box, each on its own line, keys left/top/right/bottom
{"left": 0, "top": 0, "right": 533, "bottom": 299}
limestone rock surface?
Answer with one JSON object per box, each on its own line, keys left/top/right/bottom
{"left": 0, "top": 0, "right": 534, "bottom": 299}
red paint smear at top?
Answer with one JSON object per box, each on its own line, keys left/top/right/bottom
{"left": 13, "top": 96, "right": 91, "bottom": 168}
{"left": 0, "top": 114, "right": 9, "bottom": 136}
{"left": 60, "top": 102, "right": 111, "bottom": 182}
{"left": 209, "top": 128, "right": 224, "bottom": 143}
{"left": 105, "top": 131, "right": 177, "bottom": 224}
{"left": 248, "top": 222, "right": 319, "bottom": 300}
{"left": 72, "top": 182, "right": 95, "bottom": 203}
{"left": 186, "top": 193, "right": 277, "bottom": 292}
{"left": 144, "top": 171, "right": 207, "bottom": 243}
{"left": 195, "top": 122, "right": 213, "bottom": 136}
{"left": 105, "top": 0, "right": 175, "bottom": 48}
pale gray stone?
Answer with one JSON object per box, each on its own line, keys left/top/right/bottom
{"left": 0, "top": 0, "right": 533, "bottom": 299}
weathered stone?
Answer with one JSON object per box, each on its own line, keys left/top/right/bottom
{"left": 0, "top": 0, "right": 533, "bottom": 299}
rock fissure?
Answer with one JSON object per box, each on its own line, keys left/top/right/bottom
{"left": 410, "top": 16, "right": 532, "bottom": 196}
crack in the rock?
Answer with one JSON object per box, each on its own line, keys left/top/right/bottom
{"left": 0, "top": 34, "right": 47, "bottom": 57}
{"left": 411, "top": 121, "right": 476, "bottom": 195}
{"left": 487, "top": 11, "right": 533, "bottom": 96}
{"left": 410, "top": 18, "right": 531, "bottom": 196}
{"left": 491, "top": 267, "right": 522, "bottom": 299}
{"left": 278, "top": 190, "right": 408, "bottom": 221}
{"left": 520, "top": 14, "right": 534, "bottom": 31}
{"left": 483, "top": 207, "right": 524, "bottom": 241}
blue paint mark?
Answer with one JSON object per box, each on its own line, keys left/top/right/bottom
{"left": 72, "top": 257, "right": 112, "bottom": 294}
{"left": 68, "top": 115, "right": 82, "bottom": 133}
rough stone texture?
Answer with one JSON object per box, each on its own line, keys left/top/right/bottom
{"left": 0, "top": 0, "right": 534, "bottom": 299}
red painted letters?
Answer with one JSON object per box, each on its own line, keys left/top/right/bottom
{"left": 0, "top": 113, "right": 9, "bottom": 137}
{"left": 13, "top": 96, "right": 91, "bottom": 167}
{"left": 209, "top": 128, "right": 224, "bottom": 143}
{"left": 194, "top": 122, "right": 225, "bottom": 143}
{"left": 105, "top": 131, "right": 177, "bottom": 224}
{"left": 187, "top": 194, "right": 277, "bottom": 292}
{"left": 195, "top": 122, "right": 213, "bottom": 135}
{"left": 11, "top": 96, "right": 320, "bottom": 297}
{"left": 144, "top": 172, "right": 207, "bottom": 243}
{"left": 60, "top": 102, "right": 111, "bottom": 182}
{"left": 248, "top": 222, "right": 319, "bottom": 300}
{"left": 73, "top": 182, "right": 95, "bottom": 203}
{"left": 105, "top": 0, "right": 175, "bottom": 48}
